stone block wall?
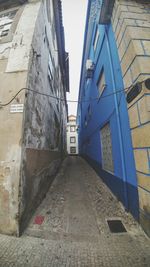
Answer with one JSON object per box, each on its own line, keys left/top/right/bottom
{"left": 112, "top": 0, "right": 150, "bottom": 236}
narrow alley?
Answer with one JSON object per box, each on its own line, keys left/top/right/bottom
{"left": 0, "top": 157, "right": 150, "bottom": 267}
{"left": 0, "top": 0, "right": 150, "bottom": 266}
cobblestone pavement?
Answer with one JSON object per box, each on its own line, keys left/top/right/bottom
{"left": 0, "top": 156, "right": 150, "bottom": 267}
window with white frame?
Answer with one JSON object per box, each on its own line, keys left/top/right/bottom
{"left": 70, "top": 136, "right": 76, "bottom": 143}
{"left": 100, "top": 123, "right": 114, "bottom": 173}
{"left": 70, "top": 125, "right": 75, "bottom": 132}
{"left": 97, "top": 67, "right": 106, "bottom": 96}
{"left": 49, "top": 0, "right": 54, "bottom": 21}
{"left": 93, "top": 27, "right": 99, "bottom": 52}
{"left": 0, "top": 9, "right": 17, "bottom": 40}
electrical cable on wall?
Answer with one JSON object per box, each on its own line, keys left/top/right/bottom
{"left": 0, "top": 87, "right": 124, "bottom": 107}
{"left": 0, "top": 78, "right": 149, "bottom": 107}
{"left": 80, "top": 77, "right": 150, "bottom": 147}
{"left": 78, "top": 76, "right": 150, "bottom": 155}
{"left": 81, "top": 91, "right": 124, "bottom": 147}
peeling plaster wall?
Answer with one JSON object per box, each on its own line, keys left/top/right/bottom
{"left": 0, "top": 71, "right": 26, "bottom": 235}
{"left": 0, "top": 1, "right": 42, "bottom": 235}
{"left": 19, "top": 0, "right": 67, "bottom": 233}
{"left": 6, "top": 3, "right": 41, "bottom": 72}
{"left": 0, "top": 0, "right": 67, "bottom": 236}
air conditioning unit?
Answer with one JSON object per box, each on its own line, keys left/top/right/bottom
{"left": 86, "top": 59, "right": 94, "bottom": 70}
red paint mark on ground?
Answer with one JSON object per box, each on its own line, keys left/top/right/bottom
{"left": 34, "top": 215, "right": 45, "bottom": 225}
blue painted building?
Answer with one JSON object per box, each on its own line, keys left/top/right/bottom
{"left": 77, "top": 0, "right": 139, "bottom": 220}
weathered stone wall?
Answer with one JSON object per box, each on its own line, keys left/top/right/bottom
{"left": 112, "top": 0, "right": 150, "bottom": 236}
{"left": 0, "top": 1, "right": 40, "bottom": 235}
{"left": 19, "top": 0, "right": 66, "bottom": 233}
{"left": 0, "top": 0, "right": 67, "bottom": 235}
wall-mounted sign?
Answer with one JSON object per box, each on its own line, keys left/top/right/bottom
{"left": 10, "top": 104, "right": 24, "bottom": 113}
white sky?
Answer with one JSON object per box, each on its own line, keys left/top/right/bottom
{"left": 62, "top": 0, "right": 88, "bottom": 116}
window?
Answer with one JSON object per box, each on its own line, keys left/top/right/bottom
{"left": 97, "top": 67, "right": 106, "bottom": 96}
{"left": 49, "top": 0, "right": 54, "bottom": 22}
{"left": 93, "top": 27, "right": 99, "bottom": 52}
{"left": 0, "top": 9, "right": 17, "bottom": 40}
{"left": 1, "top": 29, "right": 9, "bottom": 37}
{"left": 53, "top": 111, "right": 60, "bottom": 149}
{"left": 100, "top": 123, "right": 114, "bottom": 173}
{"left": 70, "top": 126, "right": 75, "bottom": 132}
{"left": 70, "top": 137, "right": 76, "bottom": 143}
{"left": 46, "top": 0, "right": 51, "bottom": 22}
{"left": 84, "top": 116, "right": 87, "bottom": 127}
{"left": 70, "top": 147, "right": 76, "bottom": 154}
{"left": 88, "top": 104, "right": 92, "bottom": 118}
{"left": 52, "top": 21, "right": 55, "bottom": 42}
{"left": 48, "top": 52, "right": 54, "bottom": 82}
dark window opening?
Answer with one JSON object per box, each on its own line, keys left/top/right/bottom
{"left": 70, "top": 147, "right": 76, "bottom": 154}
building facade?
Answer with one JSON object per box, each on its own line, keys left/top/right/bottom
{"left": 67, "top": 115, "right": 79, "bottom": 155}
{"left": 77, "top": 0, "right": 150, "bottom": 236}
{"left": 0, "top": 0, "right": 69, "bottom": 235}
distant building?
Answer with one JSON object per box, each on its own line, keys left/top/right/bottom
{"left": 67, "top": 115, "right": 78, "bottom": 155}
{"left": 77, "top": 0, "right": 150, "bottom": 236}
{"left": 0, "top": 0, "right": 69, "bottom": 235}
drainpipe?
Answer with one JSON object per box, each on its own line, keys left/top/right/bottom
{"left": 105, "top": 26, "right": 129, "bottom": 211}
